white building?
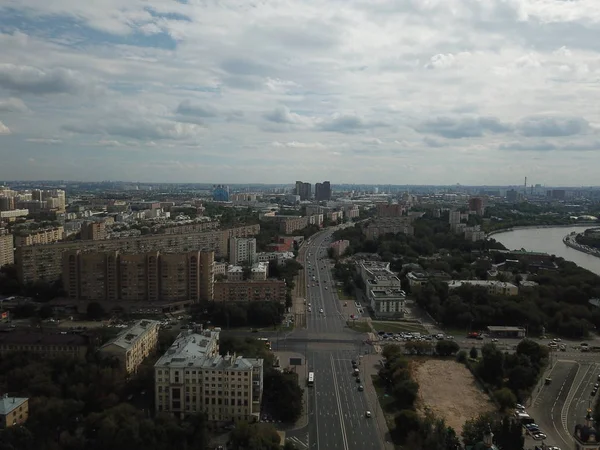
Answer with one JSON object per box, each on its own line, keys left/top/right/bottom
{"left": 256, "top": 251, "right": 295, "bottom": 265}
{"left": 154, "top": 330, "right": 264, "bottom": 423}
{"left": 447, "top": 280, "right": 518, "bottom": 296}
{"left": 229, "top": 237, "right": 257, "bottom": 265}
{"left": 250, "top": 262, "right": 268, "bottom": 280}
{"left": 357, "top": 261, "right": 404, "bottom": 319}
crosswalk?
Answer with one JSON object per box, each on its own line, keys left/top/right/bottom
{"left": 286, "top": 432, "right": 309, "bottom": 449}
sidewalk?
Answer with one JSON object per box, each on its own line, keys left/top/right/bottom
{"left": 274, "top": 350, "right": 309, "bottom": 430}
{"left": 362, "top": 354, "right": 395, "bottom": 450}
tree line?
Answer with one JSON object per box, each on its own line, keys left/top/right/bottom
{"left": 192, "top": 300, "right": 286, "bottom": 329}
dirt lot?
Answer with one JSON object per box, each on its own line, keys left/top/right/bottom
{"left": 414, "top": 359, "right": 494, "bottom": 434}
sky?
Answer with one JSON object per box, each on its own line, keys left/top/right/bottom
{"left": 0, "top": 0, "right": 599, "bottom": 186}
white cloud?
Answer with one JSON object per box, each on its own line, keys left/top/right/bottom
{"left": 1, "top": 0, "right": 600, "bottom": 183}
{"left": 0, "top": 121, "right": 10, "bottom": 135}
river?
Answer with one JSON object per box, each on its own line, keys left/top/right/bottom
{"left": 493, "top": 225, "right": 600, "bottom": 276}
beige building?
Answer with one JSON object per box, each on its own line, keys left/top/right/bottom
{"left": 406, "top": 271, "right": 452, "bottom": 292}
{"left": 16, "top": 224, "right": 259, "bottom": 283}
{"left": 154, "top": 330, "right": 264, "bottom": 423}
{"left": 330, "top": 240, "right": 349, "bottom": 258}
{"left": 14, "top": 226, "right": 64, "bottom": 247}
{"left": 0, "top": 395, "right": 28, "bottom": 429}
{"left": 229, "top": 237, "right": 257, "bottom": 265}
{"left": 0, "top": 230, "right": 13, "bottom": 268}
{"left": 62, "top": 250, "right": 214, "bottom": 309}
{"left": 364, "top": 217, "right": 414, "bottom": 240}
{"left": 447, "top": 280, "right": 519, "bottom": 296}
{"left": 280, "top": 217, "right": 308, "bottom": 234}
{"left": 81, "top": 221, "right": 107, "bottom": 240}
{"left": 213, "top": 280, "right": 287, "bottom": 303}
{"left": 100, "top": 319, "right": 160, "bottom": 374}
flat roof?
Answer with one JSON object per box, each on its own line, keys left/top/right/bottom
{"left": 102, "top": 319, "right": 160, "bottom": 351}
{"left": 155, "top": 330, "right": 220, "bottom": 368}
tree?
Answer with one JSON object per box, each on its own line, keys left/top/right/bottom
{"left": 38, "top": 304, "right": 53, "bottom": 320}
{"left": 262, "top": 369, "right": 303, "bottom": 423}
{"left": 229, "top": 422, "right": 281, "bottom": 450}
{"left": 477, "top": 344, "right": 504, "bottom": 385}
{"left": 493, "top": 387, "right": 517, "bottom": 411}
{"left": 435, "top": 340, "right": 460, "bottom": 356}
{"left": 87, "top": 302, "right": 105, "bottom": 320}
{"left": 469, "top": 347, "right": 478, "bottom": 359}
{"left": 394, "top": 409, "right": 421, "bottom": 442}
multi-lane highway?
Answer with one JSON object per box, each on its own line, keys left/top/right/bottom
{"left": 285, "top": 228, "right": 383, "bottom": 450}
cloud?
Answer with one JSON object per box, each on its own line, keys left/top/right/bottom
{"left": 63, "top": 119, "right": 202, "bottom": 141}
{"left": 499, "top": 140, "right": 600, "bottom": 152}
{"left": 317, "top": 114, "right": 387, "bottom": 134}
{"left": 417, "top": 116, "right": 513, "bottom": 139}
{"left": 26, "top": 138, "right": 63, "bottom": 144}
{"left": 515, "top": 116, "right": 591, "bottom": 137}
{"left": 0, "top": 98, "right": 28, "bottom": 112}
{"left": 0, "top": 121, "right": 10, "bottom": 135}
{"left": 175, "top": 100, "right": 218, "bottom": 118}
{"left": 262, "top": 106, "right": 315, "bottom": 131}
{"left": 0, "top": 64, "right": 85, "bottom": 95}
{"left": 272, "top": 141, "right": 329, "bottom": 149}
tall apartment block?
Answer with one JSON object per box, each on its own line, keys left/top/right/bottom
{"left": 468, "top": 197, "right": 485, "bottom": 216}
{"left": 16, "top": 224, "right": 259, "bottom": 283}
{"left": 315, "top": 181, "right": 331, "bottom": 201}
{"left": 14, "top": 226, "right": 64, "bottom": 247}
{"left": 81, "top": 221, "right": 107, "bottom": 240}
{"left": 62, "top": 250, "right": 215, "bottom": 310}
{"left": 295, "top": 181, "right": 312, "bottom": 201}
{"left": 229, "top": 237, "right": 257, "bottom": 265}
{"left": 154, "top": 330, "right": 264, "bottom": 422}
{"left": 0, "top": 231, "right": 13, "bottom": 268}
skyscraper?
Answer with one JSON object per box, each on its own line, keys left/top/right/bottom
{"left": 315, "top": 181, "right": 331, "bottom": 201}
{"left": 294, "top": 181, "right": 312, "bottom": 200}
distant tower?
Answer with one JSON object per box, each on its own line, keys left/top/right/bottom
{"left": 524, "top": 177, "right": 527, "bottom": 193}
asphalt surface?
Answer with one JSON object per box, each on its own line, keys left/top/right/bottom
{"left": 284, "top": 228, "right": 384, "bottom": 450}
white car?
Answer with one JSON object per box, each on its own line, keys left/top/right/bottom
{"left": 320, "top": 308, "right": 324, "bottom": 314}
{"left": 365, "top": 411, "right": 372, "bottom": 418}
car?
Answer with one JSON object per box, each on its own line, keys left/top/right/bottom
{"left": 365, "top": 411, "right": 372, "bottom": 418}
{"left": 358, "top": 385, "right": 364, "bottom": 391}
{"left": 592, "top": 390, "right": 597, "bottom": 396}
{"left": 308, "top": 308, "right": 312, "bottom": 313}
{"left": 351, "top": 359, "right": 357, "bottom": 365}
{"left": 515, "top": 404, "right": 526, "bottom": 411}
{"left": 319, "top": 308, "right": 324, "bottom": 314}
{"left": 491, "top": 338, "right": 498, "bottom": 342}
{"left": 344, "top": 302, "right": 347, "bottom": 307}
{"left": 532, "top": 432, "right": 547, "bottom": 440}
{"left": 595, "top": 383, "right": 599, "bottom": 389}
{"left": 356, "top": 377, "right": 361, "bottom": 383}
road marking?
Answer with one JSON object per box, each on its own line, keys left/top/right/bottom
{"left": 331, "top": 354, "right": 350, "bottom": 450}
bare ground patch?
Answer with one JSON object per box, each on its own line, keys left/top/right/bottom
{"left": 413, "top": 359, "right": 494, "bottom": 435}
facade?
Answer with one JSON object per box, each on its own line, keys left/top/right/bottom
{"left": 0, "top": 395, "right": 28, "bottom": 429}
{"left": 357, "top": 261, "right": 404, "bottom": 319}
{"left": 162, "top": 221, "right": 219, "bottom": 235}
{"left": 326, "top": 210, "right": 343, "bottom": 223}
{"left": 14, "top": 226, "right": 64, "bottom": 247}
{"left": 229, "top": 237, "right": 257, "bottom": 265}
{"left": 0, "top": 330, "right": 89, "bottom": 359}
{"left": 0, "top": 209, "right": 29, "bottom": 221}
{"left": 369, "top": 288, "right": 406, "bottom": 319}
{"left": 0, "top": 231, "right": 13, "bottom": 268}
{"left": 154, "top": 330, "right": 264, "bottom": 422}
{"left": 16, "top": 224, "right": 259, "bottom": 283}
{"left": 250, "top": 262, "right": 268, "bottom": 280}
{"left": 280, "top": 217, "right": 308, "bottom": 234}
{"left": 213, "top": 280, "right": 287, "bottom": 303}
{"left": 227, "top": 265, "right": 244, "bottom": 281}
{"left": 447, "top": 280, "right": 518, "bottom": 296}
{"left": 364, "top": 217, "right": 415, "bottom": 240}
{"left": 100, "top": 319, "right": 160, "bottom": 374}
{"left": 486, "top": 326, "right": 526, "bottom": 338}
{"left": 62, "top": 250, "right": 215, "bottom": 307}
{"left": 330, "top": 240, "right": 349, "bottom": 258}
{"left": 81, "top": 221, "right": 107, "bottom": 240}
{"left": 213, "top": 261, "right": 227, "bottom": 277}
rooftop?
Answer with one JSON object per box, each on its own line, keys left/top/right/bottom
{"left": 370, "top": 288, "right": 406, "bottom": 299}
{"left": 102, "top": 319, "right": 160, "bottom": 351}
{"left": 0, "top": 395, "right": 28, "bottom": 415}
{"left": 447, "top": 280, "right": 517, "bottom": 289}
{"left": 155, "top": 330, "right": 220, "bottom": 368}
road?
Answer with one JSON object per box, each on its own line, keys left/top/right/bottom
{"left": 284, "top": 228, "right": 384, "bottom": 450}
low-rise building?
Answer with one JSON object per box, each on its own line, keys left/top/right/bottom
{"left": 364, "top": 217, "right": 415, "bottom": 240}
{"left": 250, "top": 262, "right": 268, "bottom": 281}
{"left": 406, "top": 271, "right": 452, "bottom": 292}
{"left": 213, "top": 280, "right": 287, "bottom": 303}
{"left": 99, "top": 319, "right": 160, "bottom": 374}
{"left": 330, "top": 240, "right": 349, "bottom": 258}
{"left": 0, "top": 395, "right": 28, "bottom": 428}
{"left": 227, "top": 265, "right": 244, "bottom": 281}
{"left": 0, "top": 330, "right": 89, "bottom": 359}
{"left": 369, "top": 288, "right": 406, "bottom": 319}
{"left": 486, "top": 326, "right": 526, "bottom": 338}
{"left": 256, "top": 251, "right": 295, "bottom": 265}
{"left": 154, "top": 330, "right": 264, "bottom": 423}
{"left": 447, "top": 280, "right": 518, "bottom": 296}
{"left": 357, "top": 261, "right": 404, "bottom": 318}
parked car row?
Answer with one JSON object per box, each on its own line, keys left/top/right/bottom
{"left": 515, "top": 405, "right": 547, "bottom": 441}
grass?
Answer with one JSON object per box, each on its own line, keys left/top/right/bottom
{"left": 348, "top": 320, "right": 372, "bottom": 333}
{"left": 372, "top": 321, "right": 428, "bottom": 335}
{"left": 372, "top": 375, "right": 401, "bottom": 448}
{"left": 336, "top": 288, "right": 354, "bottom": 301}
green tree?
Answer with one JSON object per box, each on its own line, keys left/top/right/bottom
{"left": 493, "top": 387, "right": 517, "bottom": 411}
{"left": 469, "top": 347, "right": 478, "bottom": 359}
{"left": 229, "top": 422, "right": 281, "bottom": 450}
{"left": 435, "top": 340, "right": 460, "bottom": 356}
{"left": 262, "top": 369, "right": 303, "bottom": 423}
{"left": 477, "top": 343, "right": 504, "bottom": 385}
{"left": 456, "top": 350, "right": 467, "bottom": 363}
{"left": 87, "top": 302, "right": 105, "bottom": 320}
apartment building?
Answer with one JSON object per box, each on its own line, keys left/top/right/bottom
{"left": 343, "top": 205, "right": 360, "bottom": 219}
{"left": 447, "top": 280, "right": 519, "bottom": 296}
{"left": 330, "top": 240, "right": 349, "bottom": 258}
{"left": 295, "top": 181, "right": 311, "bottom": 201}
{"left": 81, "top": 221, "right": 107, "bottom": 240}
{"left": 314, "top": 181, "right": 331, "bottom": 201}
{"left": 279, "top": 217, "right": 308, "bottom": 234}
{"left": 213, "top": 280, "right": 287, "bottom": 303}
{"left": 0, "top": 209, "right": 28, "bottom": 221}
{"left": 0, "top": 231, "right": 13, "bottom": 268}
{"left": 16, "top": 224, "right": 259, "bottom": 283}
{"left": 227, "top": 265, "right": 244, "bottom": 281}
{"left": 326, "top": 210, "right": 343, "bottom": 223}
{"left": 229, "top": 237, "right": 257, "bottom": 265}
{"left": 250, "top": 262, "right": 268, "bottom": 281}
{"left": 357, "top": 261, "right": 404, "bottom": 319}
{"left": 62, "top": 250, "right": 214, "bottom": 310}
{"left": 0, "top": 396, "right": 28, "bottom": 429}
{"left": 14, "top": 226, "right": 64, "bottom": 247}
{"left": 363, "top": 217, "right": 415, "bottom": 240}
{"left": 376, "top": 203, "right": 404, "bottom": 217}
{"left": 100, "top": 320, "right": 160, "bottom": 374}
{"left": 0, "top": 330, "right": 89, "bottom": 359}
{"left": 214, "top": 262, "right": 227, "bottom": 277}
{"left": 162, "top": 221, "right": 219, "bottom": 235}
{"left": 256, "top": 251, "right": 295, "bottom": 265}
{"left": 154, "top": 330, "right": 264, "bottom": 423}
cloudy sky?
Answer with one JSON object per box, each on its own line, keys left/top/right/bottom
{"left": 0, "top": 0, "right": 599, "bottom": 185}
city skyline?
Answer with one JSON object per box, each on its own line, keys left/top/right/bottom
{"left": 1, "top": 1, "right": 599, "bottom": 184}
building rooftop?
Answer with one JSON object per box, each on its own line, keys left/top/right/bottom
{"left": 0, "top": 395, "right": 28, "bottom": 415}
{"left": 102, "top": 319, "right": 160, "bottom": 351}
{"left": 487, "top": 326, "right": 525, "bottom": 332}
{"left": 447, "top": 280, "right": 517, "bottom": 289}
{"left": 370, "top": 288, "right": 406, "bottom": 299}
{"left": 0, "top": 330, "right": 88, "bottom": 346}
{"left": 228, "top": 265, "right": 243, "bottom": 273}
{"left": 155, "top": 330, "right": 220, "bottom": 368}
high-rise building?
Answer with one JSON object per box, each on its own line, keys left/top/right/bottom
{"left": 0, "top": 197, "right": 14, "bottom": 211}
{"left": 212, "top": 185, "right": 230, "bottom": 202}
{"left": 0, "top": 231, "right": 13, "bottom": 268}
{"left": 14, "top": 227, "right": 64, "bottom": 247}
{"left": 315, "top": 181, "right": 331, "bottom": 201}
{"left": 229, "top": 237, "right": 257, "bottom": 265}
{"left": 294, "top": 181, "right": 312, "bottom": 201}
{"left": 62, "top": 250, "right": 215, "bottom": 308}
{"left": 506, "top": 189, "right": 519, "bottom": 202}
{"left": 468, "top": 197, "right": 485, "bottom": 216}
{"left": 154, "top": 330, "right": 264, "bottom": 422}
{"left": 81, "top": 221, "right": 107, "bottom": 241}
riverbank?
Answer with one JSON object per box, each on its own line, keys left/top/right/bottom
{"left": 487, "top": 222, "right": 597, "bottom": 238}
{"left": 563, "top": 232, "right": 600, "bottom": 259}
